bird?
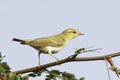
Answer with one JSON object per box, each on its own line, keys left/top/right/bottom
{"left": 13, "top": 28, "right": 84, "bottom": 67}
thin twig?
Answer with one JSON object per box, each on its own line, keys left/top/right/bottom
{"left": 106, "top": 57, "right": 120, "bottom": 79}
{"left": 104, "top": 58, "right": 111, "bottom": 80}
{"left": 68, "top": 48, "right": 102, "bottom": 58}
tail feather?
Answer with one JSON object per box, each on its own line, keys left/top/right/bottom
{"left": 13, "top": 38, "right": 31, "bottom": 44}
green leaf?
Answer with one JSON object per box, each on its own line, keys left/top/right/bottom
{"left": 46, "top": 70, "right": 62, "bottom": 80}
{"left": 80, "top": 77, "right": 85, "bottom": 80}
{"left": 117, "top": 69, "right": 120, "bottom": 74}
{"left": 21, "top": 75, "right": 29, "bottom": 80}
{"left": 0, "top": 52, "right": 2, "bottom": 58}
{"left": 45, "top": 78, "right": 51, "bottom": 80}
{"left": 62, "top": 72, "right": 78, "bottom": 80}
{"left": 110, "top": 66, "right": 117, "bottom": 71}
{"left": 62, "top": 72, "right": 75, "bottom": 78}
{"left": 0, "top": 52, "right": 5, "bottom": 62}
{"left": 1, "top": 62, "right": 11, "bottom": 73}
{"left": 6, "top": 73, "right": 29, "bottom": 80}
{"left": 28, "top": 73, "right": 37, "bottom": 77}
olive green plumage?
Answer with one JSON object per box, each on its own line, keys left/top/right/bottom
{"left": 13, "top": 28, "right": 84, "bottom": 66}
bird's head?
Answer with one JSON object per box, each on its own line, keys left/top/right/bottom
{"left": 62, "top": 28, "right": 84, "bottom": 40}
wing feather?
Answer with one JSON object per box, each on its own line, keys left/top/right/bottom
{"left": 28, "top": 34, "right": 65, "bottom": 47}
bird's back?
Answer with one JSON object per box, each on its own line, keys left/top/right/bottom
{"left": 28, "top": 34, "right": 65, "bottom": 47}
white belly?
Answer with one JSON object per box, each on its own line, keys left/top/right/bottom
{"left": 39, "top": 46, "right": 64, "bottom": 54}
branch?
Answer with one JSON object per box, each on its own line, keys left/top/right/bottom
{"left": 13, "top": 51, "right": 120, "bottom": 74}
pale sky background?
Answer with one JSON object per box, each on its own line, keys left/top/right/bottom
{"left": 0, "top": 0, "right": 120, "bottom": 80}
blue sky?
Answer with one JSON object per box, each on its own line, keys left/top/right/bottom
{"left": 0, "top": 0, "right": 120, "bottom": 80}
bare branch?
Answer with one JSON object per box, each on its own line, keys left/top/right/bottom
{"left": 13, "top": 51, "right": 120, "bottom": 74}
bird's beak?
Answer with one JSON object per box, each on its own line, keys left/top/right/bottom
{"left": 80, "top": 33, "right": 84, "bottom": 35}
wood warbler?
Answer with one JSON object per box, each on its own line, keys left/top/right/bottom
{"left": 13, "top": 28, "right": 84, "bottom": 66}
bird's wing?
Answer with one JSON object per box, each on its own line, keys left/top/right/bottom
{"left": 28, "top": 35, "right": 65, "bottom": 47}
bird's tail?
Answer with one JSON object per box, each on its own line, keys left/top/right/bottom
{"left": 13, "top": 38, "right": 31, "bottom": 44}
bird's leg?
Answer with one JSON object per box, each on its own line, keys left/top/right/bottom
{"left": 49, "top": 52, "right": 59, "bottom": 64}
{"left": 38, "top": 51, "right": 41, "bottom": 68}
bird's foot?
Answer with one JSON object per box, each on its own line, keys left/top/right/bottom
{"left": 38, "top": 63, "right": 41, "bottom": 69}
{"left": 56, "top": 59, "right": 60, "bottom": 65}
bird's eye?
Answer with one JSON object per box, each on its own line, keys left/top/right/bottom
{"left": 73, "top": 31, "right": 76, "bottom": 33}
